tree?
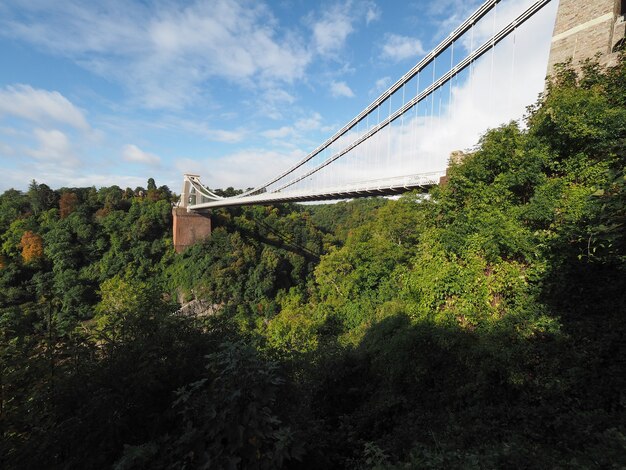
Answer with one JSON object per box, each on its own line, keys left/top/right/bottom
{"left": 214, "top": 187, "right": 243, "bottom": 197}
{"left": 0, "top": 189, "right": 29, "bottom": 233}
{"left": 120, "top": 341, "right": 304, "bottom": 469}
{"left": 59, "top": 192, "right": 79, "bottom": 219}
{"left": 20, "top": 231, "right": 44, "bottom": 263}
{"left": 95, "top": 274, "right": 173, "bottom": 344}
{"left": 27, "top": 180, "right": 57, "bottom": 215}
{"left": 2, "top": 218, "right": 34, "bottom": 259}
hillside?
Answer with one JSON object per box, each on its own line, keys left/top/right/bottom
{"left": 1, "top": 56, "right": 625, "bottom": 468}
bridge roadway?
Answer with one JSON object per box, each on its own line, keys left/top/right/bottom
{"left": 187, "top": 171, "right": 445, "bottom": 210}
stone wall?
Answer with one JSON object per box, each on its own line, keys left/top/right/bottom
{"left": 172, "top": 207, "right": 212, "bottom": 253}
{"left": 439, "top": 151, "right": 467, "bottom": 186}
{"left": 547, "top": 0, "right": 624, "bottom": 76}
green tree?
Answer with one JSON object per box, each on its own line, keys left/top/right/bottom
{"left": 0, "top": 189, "right": 29, "bottom": 233}
{"left": 27, "top": 180, "right": 57, "bottom": 215}
{"left": 120, "top": 341, "right": 304, "bottom": 469}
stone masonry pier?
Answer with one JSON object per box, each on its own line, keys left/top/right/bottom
{"left": 547, "top": 0, "right": 625, "bottom": 75}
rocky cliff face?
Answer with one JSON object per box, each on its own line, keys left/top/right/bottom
{"left": 175, "top": 299, "right": 220, "bottom": 317}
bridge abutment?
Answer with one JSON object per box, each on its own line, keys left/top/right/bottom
{"left": 547, "top": 0, "right": 625, "bottom": 76}
{"left": 172, "top": 207, "right": 212, "bottom": 253}
{"left": 439, "top": 151, "right": 467, "bottom": 186}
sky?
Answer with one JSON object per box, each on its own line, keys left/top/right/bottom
{"left": 0, "top": 0, "right": 559, "bottom": 194}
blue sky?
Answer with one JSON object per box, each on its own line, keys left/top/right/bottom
{"left": 0, "top": 0, "right": 558, "bottom": 193}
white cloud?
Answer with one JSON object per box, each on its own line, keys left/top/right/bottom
{"left": 331, "top": 81, "right": 355, "bottom": 98}
{"left": 122, "top": 144, "right": 161, "bottom": 166}
{"left": 457, "top": 0, "right": 539, "bottom": 53}
{"left": 27, "top": 128, "right": 78, "bottom": 165}
{"left": 162, "top": 118, "right": 245, "bottom": 143}
{"left": 0, "top": 166, "right": 149, "bottom": 193}
{"left": 0, "top": 126, "right": 21, "bottom": 136}
{"left": 312, "top": 5, "right": 354, "bottom": 56}
{"left": 374, "top": 76, "right": 392, "bottom": 94}
{"left": 205, "top": 129, "right": 245, "bottom": 144}
{"left": 309, "top": 1, "right": 380, "bottom": 56}
{"left": 256, "top": 87, "right": 298, "bottom": 120}
{"left": 427, "top": 0, "right": 484, "bottom": 40}
{"left": 263, "top": 88, "right": 296, "bottom": 105}
{"left": 0, "top": 141, "right": 15, "bottom": 156}
{"left": 0, "top": 84, "right": 89, "bottom": 130}
{"left": 0, "top": 0, "right": 381, "bottom": 116}
{"left": 0, "top": 0, "right": 312, "bottom": 110}
{"left": 262, "top": 126, "right": 294, "bottom": 139}
{"left": 366, "top": 5, "right": 381, "bottom": 25}
{"left": 381, "top": 34, "right": 425, "bottom": 62}
{"left": 428, "top": 0, "right": 478, "bottom": 16}
{"left": 261, "top": 112, "right": 324, "bottom": 141}
{"left": 175, "top": 148, "right": 305, "bottom": 190}
{"left": 295, "top": 113, "right": 322, "bottom": 131}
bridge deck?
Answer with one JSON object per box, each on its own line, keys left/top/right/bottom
{"left": 188, "top": 172, "right": 445, "bottom": 210}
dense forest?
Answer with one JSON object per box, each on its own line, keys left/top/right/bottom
{"left": 1, "top": 56, "right": 625, "bottom": 469}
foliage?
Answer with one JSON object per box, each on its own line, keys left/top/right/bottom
{"left": 165, "top": 204, "right": 323, "bottom": 329}
{"left": 59, "top": 192, "right": 79, "bottom": 219}
{"left": 2, "top": 57, "right": 626, "bottom": 469}
{"left": 121, "top": 341, "right": 305, "bottom": 469}
{"left": 19, "top": 230, "right": 44, "bottom": 264}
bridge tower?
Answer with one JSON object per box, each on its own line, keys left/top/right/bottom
{"left": 172, "top": 174, "right": 212, "bottom": 253}
{"left": 172, "top": 207, "right": 212, "bottom": 253}
{"left": 547, "top": 0, "right": 625, "bottom": 75}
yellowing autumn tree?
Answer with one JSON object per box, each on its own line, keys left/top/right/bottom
{"left": 20, "top": 230, "right": 43, "bottom": 263}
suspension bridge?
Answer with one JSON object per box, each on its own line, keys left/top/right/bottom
{"left": 173, "top": 0, "right": 625, "bottom": 251}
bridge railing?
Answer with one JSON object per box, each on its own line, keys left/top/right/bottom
{"left": 188, "top": 171, "right": 446, "bottom": 210}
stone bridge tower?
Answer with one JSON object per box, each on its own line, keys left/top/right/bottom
{"left": 173, "top": 175, "right": 212, "bottom": 253}
{"left": 547, "top": 0, "right": 625, "bottom": 75}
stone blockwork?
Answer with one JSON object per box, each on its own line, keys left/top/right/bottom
{"left": 172, "top": 207, "right": 212, "bottom": 253}
{"left": 547, "top": 0, "right": 625, "bottom": 76}
{"left": 439, "top": 151, "right": 467, "bottom": 186}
